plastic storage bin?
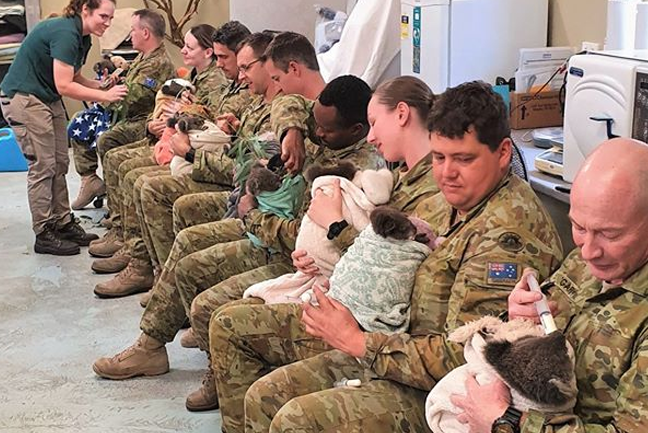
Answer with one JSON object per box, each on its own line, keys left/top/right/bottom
{"left": 0, "top": 127, "right": 28, "bottom": 172}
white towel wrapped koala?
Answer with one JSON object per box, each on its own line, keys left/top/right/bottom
{"left": 425, "top": 316, "right": 577, "bottom": 433}
{"left": 243, "top": 162, "right": 394, "bottom": 304}
{"left": 169, "top": 120, "right": 231, "bottom": 176}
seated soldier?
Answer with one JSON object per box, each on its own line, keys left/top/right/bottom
{"left": 70, "top": 9, "right": 175, "bottom": 210}
{"left": 208, "top": 81, "right": 564, "bottom": 433}
{"left": 454, "top": 137, "right": 648, "bottom": 433}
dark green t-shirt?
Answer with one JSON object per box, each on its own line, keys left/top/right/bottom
{"left": 1, "top": 15, "right": 91, "bottom": 103}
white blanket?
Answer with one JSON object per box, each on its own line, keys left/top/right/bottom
{"left": 170, "top": 121, "right": 231, "bottom": 176}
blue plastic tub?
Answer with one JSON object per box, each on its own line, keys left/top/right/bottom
{"left": 0, "top": 127, "right": 28, "bottom": 172}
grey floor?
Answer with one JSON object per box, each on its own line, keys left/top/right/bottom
{"left": 0, "top": 162, "right": 222, "bottom": 432}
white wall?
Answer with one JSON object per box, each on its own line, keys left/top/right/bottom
{"left": 230, "top": 0, "right": 348, "bottom": 41}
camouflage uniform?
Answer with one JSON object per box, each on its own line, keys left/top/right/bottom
{"left": 519, "top": 249, "right": 648, "bottom": 433}
{"left": 208, "top": 80, "right": 252, "bottom": 119}
{"left": 139, "top": 93, "right": 273, "bottom": 267}
{"left": 71, "top": 43, "right": 175, "bottom": 176}
{"left": 209, "top": 172, "right": 564, "bottom": 433}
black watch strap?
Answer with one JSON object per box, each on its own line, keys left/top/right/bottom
{"left": 326, "top": 220, "right": 349, "bottom": 240}
{"left": 184, "top": 148, "right": 196, "bottom": 163}
{"left": 491, "top": 406, "right": 522, "bottom": 433}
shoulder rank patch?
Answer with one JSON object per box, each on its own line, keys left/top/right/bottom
{"left": 143, "top": 77, "right": 157, "bottom": 89}
{"left": 498, "top": 232, "right": 524, "bottom": 252}
{"left": 487, "top": 262, "right": 519, "bottom": 285}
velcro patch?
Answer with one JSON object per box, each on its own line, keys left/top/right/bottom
{"left": 143, "top": 77, "right": 157, "bottom": 89}
{"left": 486, "top": 262, "right": 519, "bottom": 285}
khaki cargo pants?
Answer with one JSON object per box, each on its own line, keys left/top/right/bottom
{"left": 1, "top": 93, "right": 71, "bottom": 234}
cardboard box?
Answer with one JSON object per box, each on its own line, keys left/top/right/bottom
{"left": 509, "top": 91, "right": 563, "bottom": 129}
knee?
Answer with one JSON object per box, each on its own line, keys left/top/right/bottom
{"left": 270, "top": 398, "right": 311, "bottom": 432}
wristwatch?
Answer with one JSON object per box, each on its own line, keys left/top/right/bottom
{"left": 491, "top": 407, "right": 522, "bottom": 433}
{"left": 326, "top": 220, "right": 349, "bottom": 240}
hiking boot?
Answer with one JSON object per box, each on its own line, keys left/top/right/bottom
{"left": 57, "top": 215, "right": 99, "bottom": 246}
{"left": 88, "top": 228, "right": 123, "bottom": 258}
{"left": 139, "top": 290, "right": 153, "bottom": 308}
{"left": 93, "top": 333, "right": 169, "bottom": 380}
{"left": 72, "top": 174, "right": 106, "bottom": 210}
{"left": 180, "top": 328, "right": 198, "bottom": 348}
{"left": 186, "top": 368, "right": 219, "bottom": 412}
{"left": 91, "top": 247, "right": 131, "bottom": 274}
{"left": 94, "top": 258, "right": 154, "bottom": 298}
{"left": 34, "top": 227, "right": 80, "bottom": 256}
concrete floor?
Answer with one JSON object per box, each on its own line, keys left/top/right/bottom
{"left": 0, "top": 165, "right": 222, "bottom": 432}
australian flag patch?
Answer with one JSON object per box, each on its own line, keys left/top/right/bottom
{"left": 486, "top": 262, "right": 519, "bottom": 285}
{"left": 143, "top": 77, "right": 157, "bottom": 89}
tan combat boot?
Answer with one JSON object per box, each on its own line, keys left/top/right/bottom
{"left": 180, "top": 328, "right": 198, "bottom": 348}
{"left": 185, "top": 367, "right": 219, "bottom": 411}
{"left": 88, "top": 228, "right": 123, "bottom": 258}
{"left": 93, "top": 333, "right": 169, "bottom": 380}
{"left": 94, "top": 258, "right": 154, "bottom": 298}
{"left": 91, "top": 246, "right": 131, "bottom": 274}
{"left": 72, "top": 174, "right": 106, "bottom": 210}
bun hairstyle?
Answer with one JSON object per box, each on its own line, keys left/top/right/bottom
{"left": 63, "top": 0, "right": 115, "bottom": 18}
{"left": 373, "top": 76, "right": 435, "bottom": 121}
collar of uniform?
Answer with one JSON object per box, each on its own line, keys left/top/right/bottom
{"left": 613, "top": 260, "right": 648, "bottom": 297}
{"left": 142, "top": 43, "right": 167, "bottom": 60}
{"left": 396, "top": 152, "right": 433, "bottom": 188}
{"left": 317, "top": 137, "right": 369, "bottom": 160}
{"left": 192, "top": 59, "right": 217, "bottom": 85}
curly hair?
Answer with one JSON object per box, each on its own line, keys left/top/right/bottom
{"left": 63, "top": 0, "right": 115, "bottom": 18}
{"left": 212, "top": 21, "right": 251, "bottom": 53}
{"left": 427, "top": 81, "right": 510, "bottom": 151}
{"left": 318, "top": 75, "right": 372, "bottom": 128}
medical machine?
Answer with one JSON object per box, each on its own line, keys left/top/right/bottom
{"left": 562, "top": 51, "right": 648, "bottom": 182}
{"left": 400, "top": 0, "right": 548, "bottom": 93}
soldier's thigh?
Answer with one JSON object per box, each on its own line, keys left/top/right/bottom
{"left": 173, "top": 191, "right": 230, "bottom": 233}
{"left": 271, "top": 379, "right": 430, "bottom": 433}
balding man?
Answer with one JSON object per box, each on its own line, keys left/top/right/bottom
{"left": 454, "top": 137, "right": 648, "bottom": 433}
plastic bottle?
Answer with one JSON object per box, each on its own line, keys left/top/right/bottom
{"left": 527, "top": 273, "right": 557, "bottom": 334}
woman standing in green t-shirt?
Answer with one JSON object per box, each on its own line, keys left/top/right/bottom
{"left": 0, "top": 0, "right": 127, "bottom": 256}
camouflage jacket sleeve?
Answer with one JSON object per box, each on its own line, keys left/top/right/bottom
{"left": 115, "top": 46, "right": 176, "bottom": 121}
{"left": 359, "top": 225, "right": 562, "bottom": 391}
{"left": 270, "top": 94, "right": 316, "bottom": 141}
{"left": 217, "top": 86, "right": 252, "bottom": 119}
{"left": 191, "top": 148, "right": 235, "bottom": 187}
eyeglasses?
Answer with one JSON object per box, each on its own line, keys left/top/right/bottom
{"left": 238, "top": 58, "right": 261, "bottom": 73}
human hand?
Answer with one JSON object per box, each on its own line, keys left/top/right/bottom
{"left": 161, "top": 100, "right": 183, "bottom": 120}
{"left": 147, "top": 118, "right": 166, "bottom": 138}
{"left": 180, "top": 90, "right": 196, "bottom": 105}
{"left": 170, "top": 131, "right": 191, "bottom": 157}
{"left": 291, "top": 249, "right": 319, "bottom": 276}
{"left": 281, "top": 128, "right": 306, "bottom": 174}
{"left": 451, "top": 375, "right": 511, "bottom": 433}
{"left": 301, "top": 286, "right": 366, "bottom": 357}
{"left": 103, "top": 84, "right": 127, "bottom": 103}
{"left": 216, "top": 113, "right": 240, "bottom": 134}
{"left": 508, "top": 268, "right": 558, "bottom": 323}
{"left": 307, "top": 179, "right": 344, "bottom": 228}
{"left": 237, "top": 193, "right": 257, "bottom": 218}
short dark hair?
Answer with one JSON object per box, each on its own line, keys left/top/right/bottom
{"left": 427, "top": 81, "right": 510, "bottom": 151}
{"left": 133, "top": 9, "right": 166, "bottom": 40}
{"left": 240, "top": 32, "right": 275, "bottom": 59}
{"left": 264, "top": 31, "right": 319, "bottom": 72}
{"left": 318, "top": 75, "right": 372, "bottom": 128}
{"left": 373, "top": 76, "right": 435, "bottom": 123}
{"left": 212, "top": 21, "right": 251, "bottom": 53}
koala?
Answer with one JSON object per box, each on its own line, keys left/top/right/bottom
{"left": 304, "top": 160, "right": 357, "bottom": 183}
{"left": 93, "top": 55, "right": 116, "bottom": 76}
{"left": 245, "top": 154, "right": 286, "bottom": 196}
{"left": 370, "top": 206, "right": 439, "bottom": 250}
{"left": 166, "top": 113, "right": 206, "bottom": 134}
{"left": 161, "top": 78, "right": 195, "bottom": 98}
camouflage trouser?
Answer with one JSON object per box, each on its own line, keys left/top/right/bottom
{"left": 139, "top": 174, "right": 228, "bottom": 266}
{"left": 172, "top": 191, "right": 234, "bottom": 236}
{"left": 121, "top": 162, "right": 168, "bottom": 260}
{"left": 71, "top": 136, "right": 98, "bottom": 177}
{"left": 103, "top": 143, "right": 153, "bottom": 233}
{"left": 140, "top": 218, "right": 247, "bottom": 343}
{"left": 245, "top": 350, "right": 430, "bottom": 433}
{"left": 209, "top": 302, "right": 332, "bottom": 432}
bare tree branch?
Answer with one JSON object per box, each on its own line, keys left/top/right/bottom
{"left": 142, "top": 0, "right": 202, "bottom": 48}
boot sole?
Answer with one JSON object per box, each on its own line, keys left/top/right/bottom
{"left": 92, "top": 363, "right": 169, "bottom": 380}
{"left": 186, "top": 400, "right": 220, "bottom": 412}
{"left": 91, "top": 262, "right": 130, "bottom": 274}
{"left": 94, "top": 285, "right": 152, "bottom": 299}
{"left": 34, "top": 244, "right": 80, "bottom": 256}
{"left": 88, "top": 248, "right": 121, "bottom": 258}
